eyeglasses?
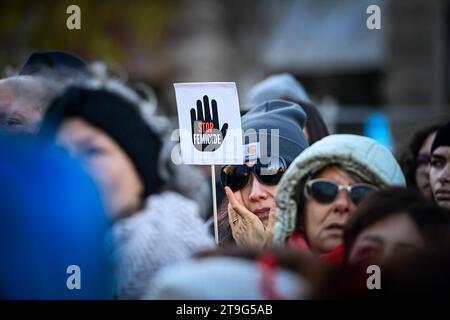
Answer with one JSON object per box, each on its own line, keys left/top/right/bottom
{"left": 304, "top": 178, "right": 378, "bottom": 205}
{"left": 221, "top": 158, "right": 288, "bottom": 191}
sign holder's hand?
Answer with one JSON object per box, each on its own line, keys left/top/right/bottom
{"left": 225, "top": 186, "right": 276, "bottom": 250}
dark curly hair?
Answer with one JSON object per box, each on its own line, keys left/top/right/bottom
{"left": 398, "top": 123, "right": 443, "bottom": 187}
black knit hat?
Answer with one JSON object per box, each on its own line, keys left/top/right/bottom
{"left": 39, "top": 86, "right": 162, "bottom": 197}
{"left": 19, "top": 51, "right": 88, "bottom": 76}
{"left": 431, "top": 121, "right": 450, "bottom": 155}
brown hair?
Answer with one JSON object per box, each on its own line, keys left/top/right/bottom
{"left": 280, "top": 97, "right": 329, "bottom": 144}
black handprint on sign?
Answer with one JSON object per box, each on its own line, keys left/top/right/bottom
{"left": 190, "top": 95, "right": 228, "bottom": 152}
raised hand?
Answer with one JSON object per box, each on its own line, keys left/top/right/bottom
{"left": 225, "top": 186, "right": 275, "bottom": 250}
{"left": 190, "top": 95, "right": 228, "bottom": 152}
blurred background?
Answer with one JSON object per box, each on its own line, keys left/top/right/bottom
{"left": 1, "top": 0, "right": 449, "bottom": 151}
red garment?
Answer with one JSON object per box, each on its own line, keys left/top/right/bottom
{"left": 321, "top": 244, "right": 344, "bottom": 265}
{"left": 287, "top": 231, "right": 344, "bottom": 265}
{"left": 287, "top": 230, "right": 310, "bottom": 250}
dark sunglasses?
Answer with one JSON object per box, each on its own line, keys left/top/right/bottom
{"left": 221, "top": 158, "right": 288, "bottom": 191}
{"left": 304, "top": 178, "right": 378, "bottom": 205}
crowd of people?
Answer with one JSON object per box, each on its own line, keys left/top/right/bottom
{"left": 1, "top": 51, "right": 449, "bottom": 299}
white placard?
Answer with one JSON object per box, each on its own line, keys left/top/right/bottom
{"left": 174, "top": 82, "right": 244, "bottom": 165}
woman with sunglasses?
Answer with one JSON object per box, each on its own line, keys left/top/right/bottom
{"left": 273, "top": 134, "right": 406, "bottom": 262}
{"left": 218, "top": 100, "right": 309, "bottom": 249}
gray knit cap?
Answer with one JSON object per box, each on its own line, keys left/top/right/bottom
{"left": 245, "top": 73, "right": 312, "bottom": 110}
{"left": 241, "top": 99, "right": 308, "bottom": 164}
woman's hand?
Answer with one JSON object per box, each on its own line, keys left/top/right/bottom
{"left": 225, "top": 186, "right": 276, "bottom": 250}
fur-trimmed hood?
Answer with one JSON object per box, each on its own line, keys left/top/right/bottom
{"left": 274, "top": 134, "right": 406, "bottom": 245}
